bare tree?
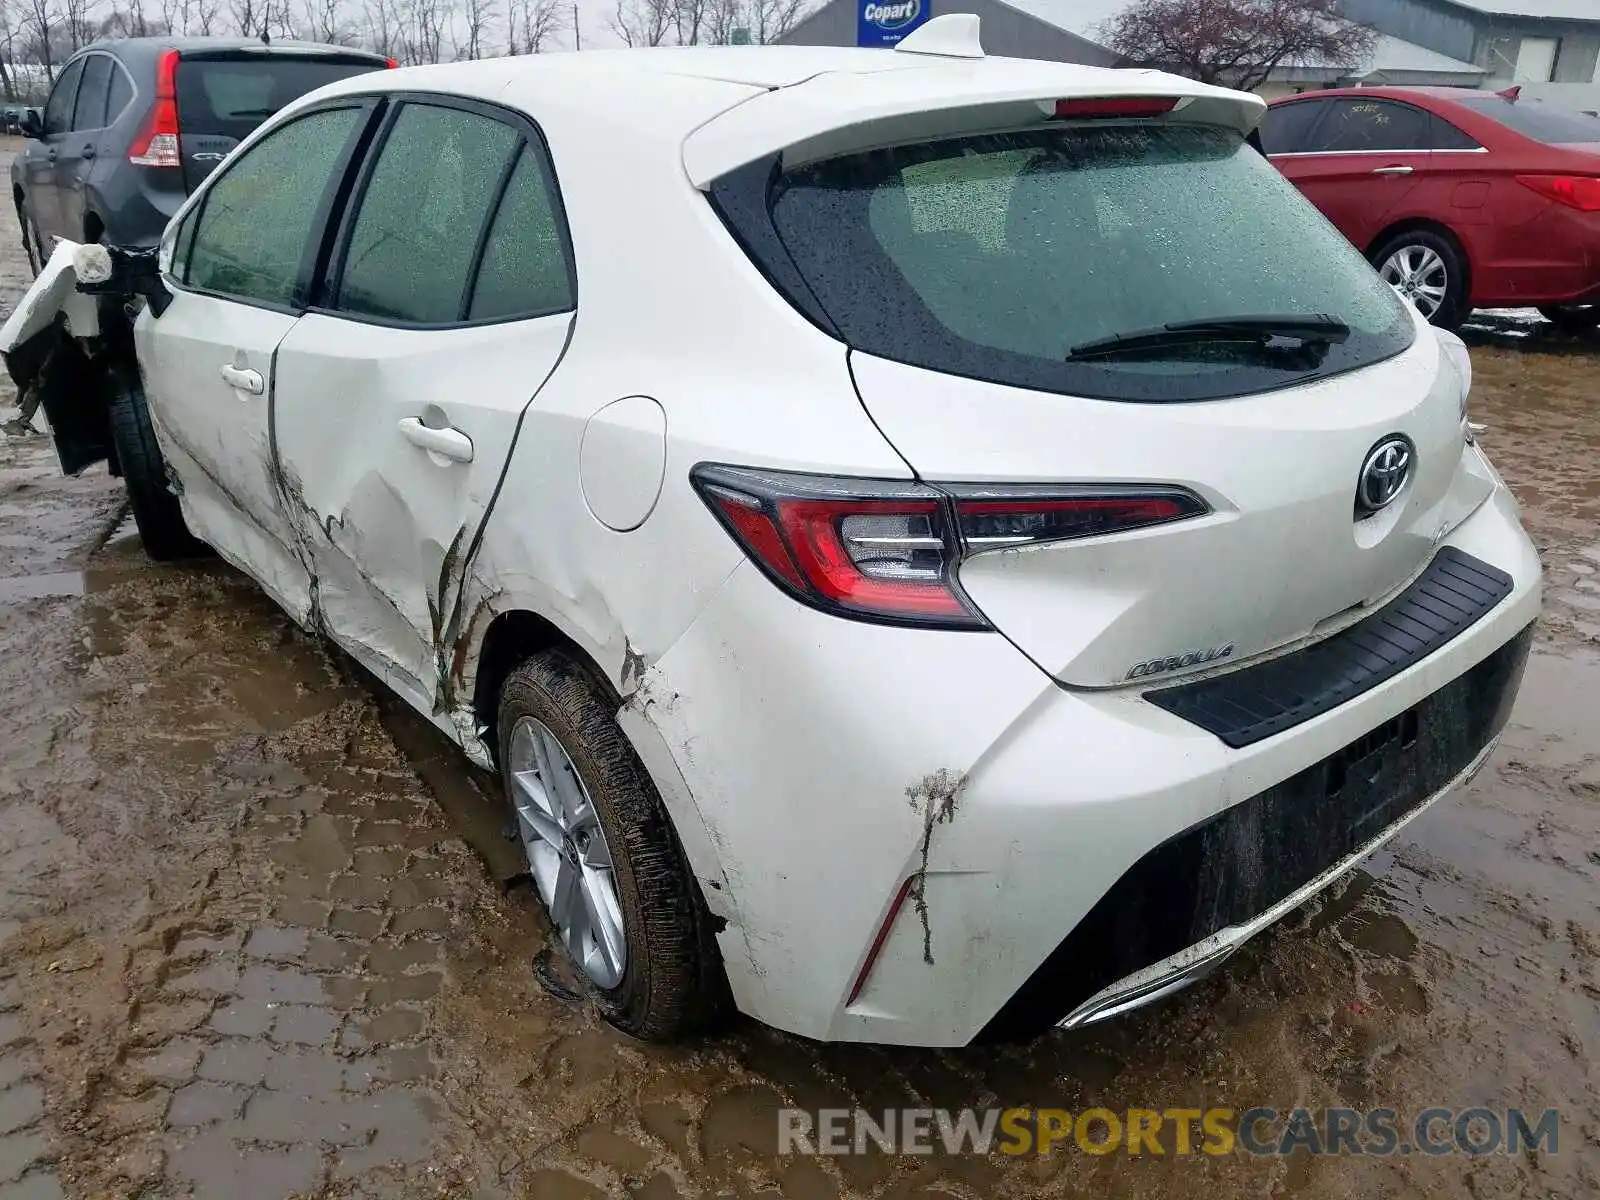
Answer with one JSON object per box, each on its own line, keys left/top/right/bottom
{"left": 748, "top": 0, "right": 805, "bottom": 42}
{"left": 228, "top": 0, "right": 260, "bottom": 33}
{"left": 399, "top": 0, "right": 447, "bottom": 63}
{"left": 302, "top": 0, "right": 355, "bottom": 42}
{"left": 0, "top": 0, "right": 22, "bottom": 100}
{"left": 458, "top": 0, "right": 491, "bottom": 57}
{"left": 1099, "top": 0, "right": 1375, "bottom": 92}
{"left": 671, "top": 0, "right": 704, "bottom": 45}
{"left": 20, "top": 0, "right": 52, "bottom": 79}
{"left": 360, "top": 0, "right": 399, "bottom": 55}
{"left": 701, "top": 0, "right": 741, "bottom": 45}
{"left": 64, "top": 0, "right": 98, "bottom": 49}
{"left": 607, "top": 0, "right": 671, "bottom": 46}
{"left": 505, "top": 0, "right": 557, "bottom": 52}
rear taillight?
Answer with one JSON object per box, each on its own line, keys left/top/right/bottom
{"left": 1515, "top": 174, "right": 1600, "bottom": 212}
{"left": 129, "top": 49, "right": 180, "bottom": 168}
{"left": 691, "top": 466, "right": 1206, "bottom": 630}
{"left": 385, "top": 56, "right": 400, "bottom": 68}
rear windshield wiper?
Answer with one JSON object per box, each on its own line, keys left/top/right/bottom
{"left": 1066, "top": 315, "right": 1352, "bottom": 361}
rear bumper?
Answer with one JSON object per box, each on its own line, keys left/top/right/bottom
{"left": 629, "top": 472, "right": 1540, "bottom": 1046}
{"left": 1468, "top": 204, "right": 1600, "bottom": 307}
{"left": 1011, "top": 621, "right": 1529, "bottom": 1037}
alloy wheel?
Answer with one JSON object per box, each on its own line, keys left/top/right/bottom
{"left": 1379, "top": 244, "right": 1448, "bottom": 320}
{"left": 507, "top": 716, "right": 627, "bottom": 988}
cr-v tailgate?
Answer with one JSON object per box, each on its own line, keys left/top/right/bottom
{"left": 175, "top": 50, "right": 387, "bottom": 191}
{"left": 851, "top": 334, "right": 1489, "bottom": 688}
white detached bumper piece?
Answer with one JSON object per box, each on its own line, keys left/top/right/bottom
{"left": 0, "top": 240, "right": 110, "bottom": 355}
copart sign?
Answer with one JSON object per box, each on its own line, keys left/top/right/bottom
{"left": 857, "top": 0, "right": 929, "bottom": 46}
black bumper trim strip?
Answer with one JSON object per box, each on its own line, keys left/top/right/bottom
{"left": 1145, "top": 547, "right": 1513, "bottom": 749}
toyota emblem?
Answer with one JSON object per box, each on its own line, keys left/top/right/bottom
{"left": 1357, "top": 436, "right": 1414, "bottom": 517}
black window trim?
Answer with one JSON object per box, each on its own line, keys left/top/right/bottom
{"left": 313, "top": 90, "right": 578, "bottom": 332}
{"left": 168, "top": 96, "right": 385, "bottom": 318}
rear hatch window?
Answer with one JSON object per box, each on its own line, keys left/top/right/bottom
{"left": 176, "top": 53, "right": 384, "bottom": 191}
{"left": 744, "top": 123, "right": 1414, "bottom": 403}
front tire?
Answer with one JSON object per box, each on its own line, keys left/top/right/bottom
{"left": 107, "top": 375, "right": 208, "bottom": 561}
{"left": 497, "top": 649, "right": 725, "bottom": 1041}
{"left": 1372, "top": 229, "right": 1470, "bottom": 331}
{"left": 1537, "top": 304, "right": 1600, "bottom": 332}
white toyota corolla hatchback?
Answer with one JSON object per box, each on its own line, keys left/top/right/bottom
{"left": 2, "top": 17, "right": 1540, "bottom": 1046}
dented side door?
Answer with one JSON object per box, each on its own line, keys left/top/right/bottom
{"left": 269, "top": 98, "right": 576, "bottom": 711}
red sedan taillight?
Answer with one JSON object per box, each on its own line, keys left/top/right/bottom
{"left": 1515, "top": 174, "right": 1600, "bottom": 213}
{"left": 691, "top": 465, "right": 1206, "bottom": 630}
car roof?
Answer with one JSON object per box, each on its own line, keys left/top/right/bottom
{"left": 305, "top": 44, "right": 1263, "bottom": 186}
{"left": 79, "top": 35, "right": 388, "bottom": 63}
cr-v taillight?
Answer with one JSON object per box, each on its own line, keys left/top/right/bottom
{"left": 691, "top": 465, "right": 1206, "bottom": 629}
{"left": 129, "top": 49, "right": 181, "bottom": 167}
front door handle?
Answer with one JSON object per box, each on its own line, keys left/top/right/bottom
{"left": 1372, "top": 165, "right": 1413, "bottom": 176}
{"left": 80, "top": 144, "right": 95, "bottom": 159}
{"left": 398, "top": 417, "right": 474, "bottom": 463}
{"left": 219, "top": 363, "right": 263, "bottom": 395}
{"left": 44, "top": 148, "right": 55, "bottom": 163}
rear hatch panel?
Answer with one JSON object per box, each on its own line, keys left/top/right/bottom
{"left": 852, "top": 336, "right": 1478, "bottom": 687}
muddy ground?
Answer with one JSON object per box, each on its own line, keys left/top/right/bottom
{"left": 0, "top": 153, "right": 1596, "bottom": 1199}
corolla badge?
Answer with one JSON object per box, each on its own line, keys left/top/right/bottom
{"left": 1357, "top": 435, "right": 1414, "bottom": 517}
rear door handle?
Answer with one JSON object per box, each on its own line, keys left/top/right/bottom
{"left": 219, "top": 363, "right": 263, "bottom": 395}
{"left": 1372, "top": 165, "right": 1413, "bottom": 176}
{"left": 44, "top": 149, "right": 55, "bottom": 163}
{"left": 80, "top": 144, "right": 95, "bottom": 159}
{"left": 398, "top": 417, "right": 474, "bottom": 463}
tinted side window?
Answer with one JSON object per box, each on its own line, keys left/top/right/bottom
{"left": 1430, "top": 114, "right": 1480, "bottom": 150}
{"left": 72, "top": 55, "right": 112, "bottom": 131}
{"left": 187, "top": 106, "right": 363, "bottom": 307}
{"left": 337, "top": 104, "right": 519, "bottom": 324}
{"left": 105, "top": 61, "right": 134, "bottom": 126}
{"left": 1259, "top": 100, "right": 1326, "bottom": 154}
{"left": 1309, "top": 100, "right": 1431, "bottom": 152}
{"left": 43, "top": 59, "right": 84, "bottom": 135}
{"left": 467, "top": 147, "right": 573, "bottom": 321}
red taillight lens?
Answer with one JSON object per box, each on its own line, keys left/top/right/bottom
{"left": 692, "top": 466, "right": 1207, "bottom": 629}
{"left": 952, "top": 490, "right": 1203, "bottom": 551}
{"left": 129, "top": 49, "right": 180, "bottom": 168}
{"left": 697, "top": 470, "right": 981, "bottom": 627}
{"left": 1053, "top": 96, "right": 1179, "bottom": 120}
{"left": 385, "top": 56, "right": 400, "bottom": 68}
{"left": 1515, "top": 174, "right": 1600, "bottom": 212}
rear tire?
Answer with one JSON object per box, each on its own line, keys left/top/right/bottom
{"left": 107, "top": 375, "right": 208, "bottom": 562}
{"left": 1537, "top": 304, "right": 1600, "bottom": 332}
{"left": 497, "top": 649, "right": 726, "bottom": 1041}
{"left": 1371, "top": 228, "right": 1470, "bottom": 331}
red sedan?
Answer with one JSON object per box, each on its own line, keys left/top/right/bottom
{"left": 1261, "top": 86, "right": 1600, "bottom": 331}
